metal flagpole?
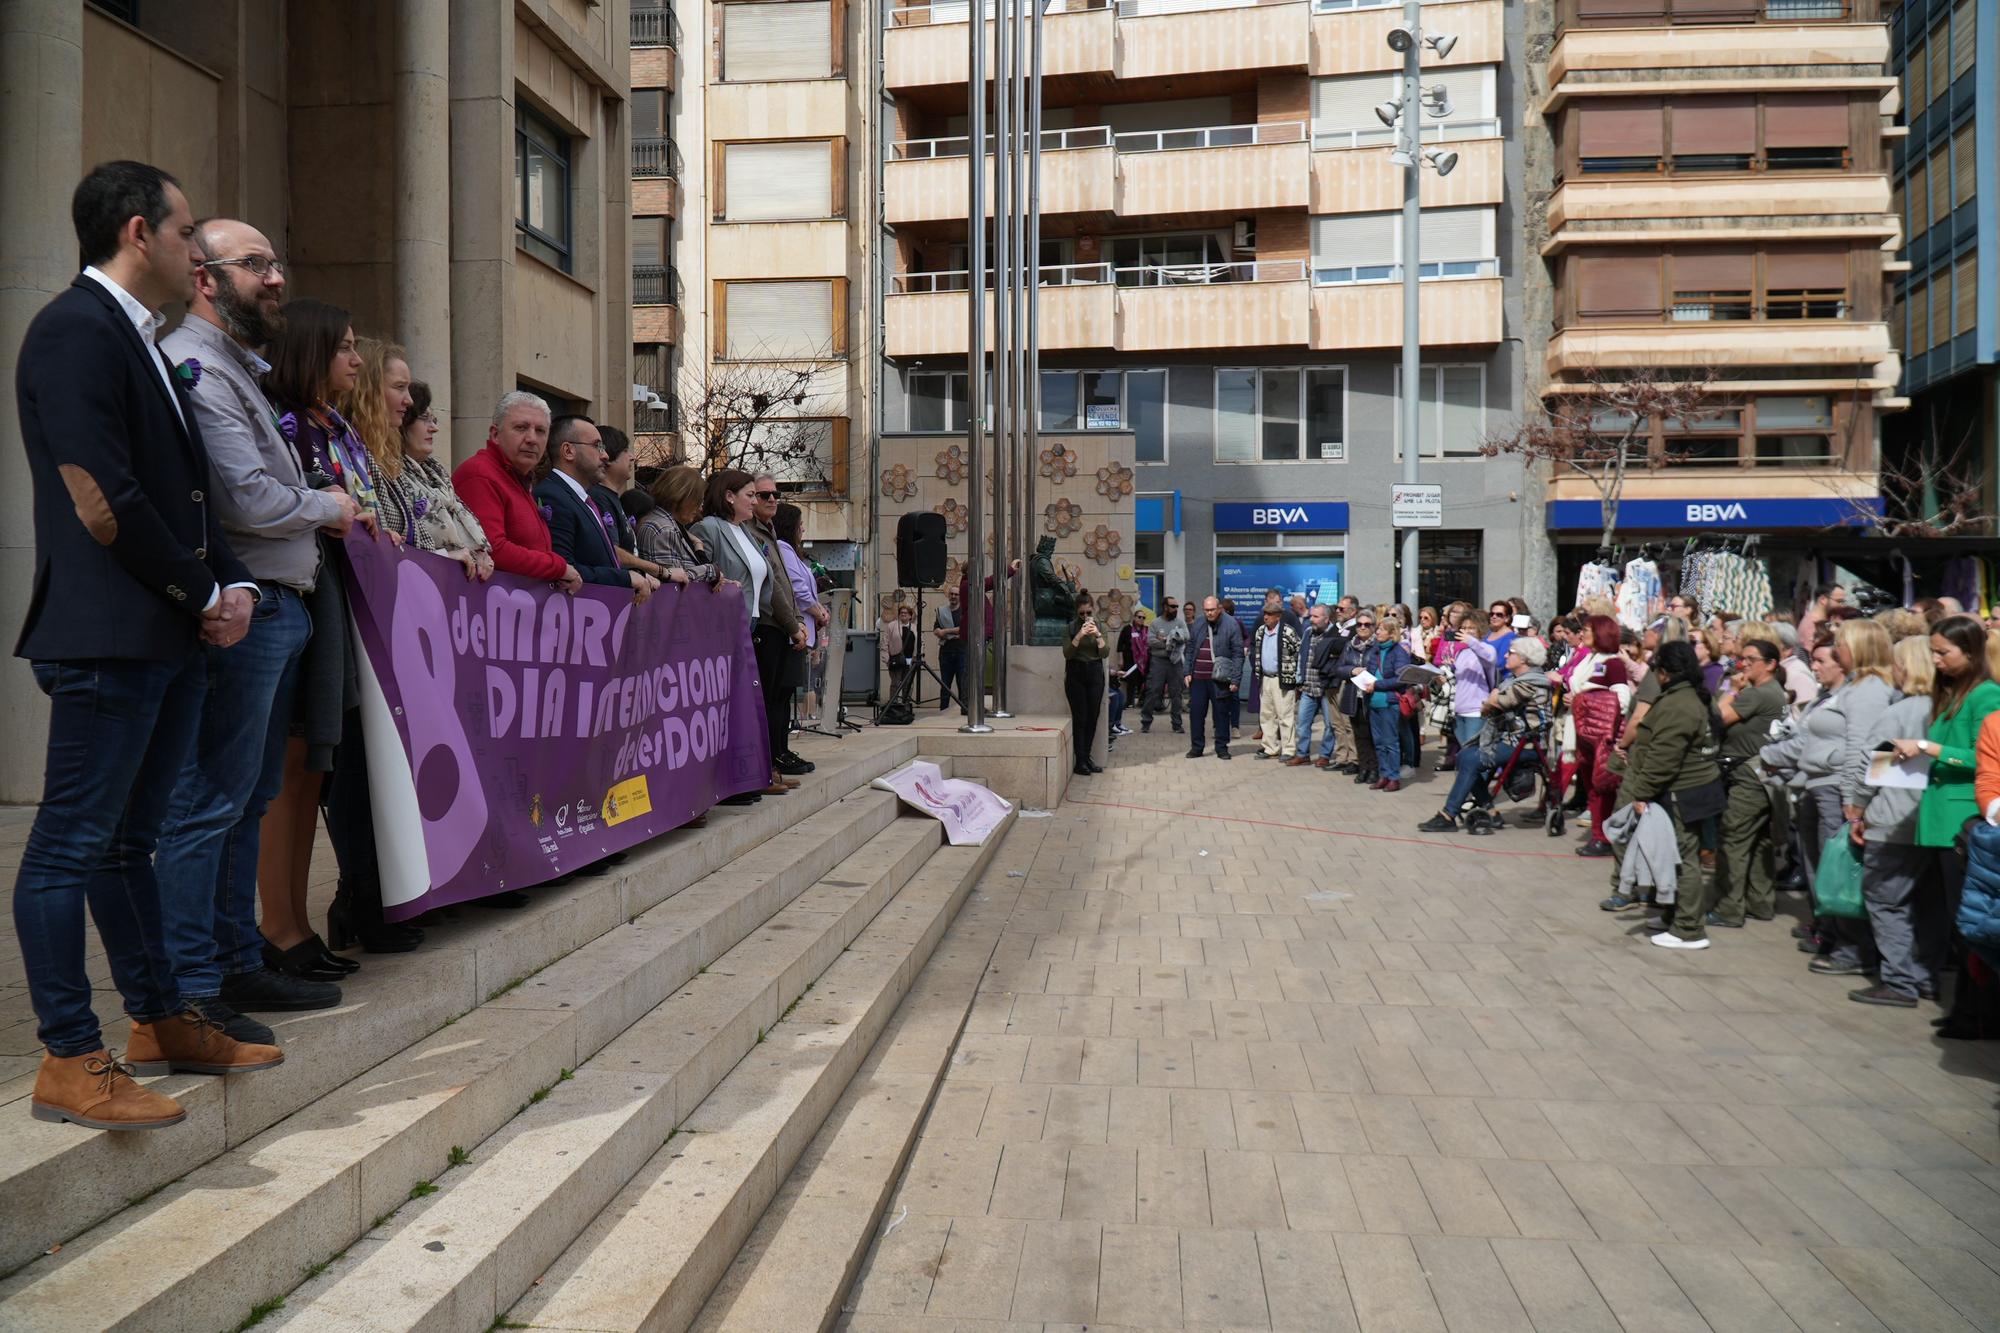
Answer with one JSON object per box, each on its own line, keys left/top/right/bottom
{"left": 991, "top": 0, "right": 1014, "bottom": 714}
{"left": 961, "top": 0, "right": 991, "bottom": 733}
{"left": 1398, "top": 0, "right": 1422, "bottom": 612}
{"left": 1019, "top": 0, "right": 1043, "bottom": 647}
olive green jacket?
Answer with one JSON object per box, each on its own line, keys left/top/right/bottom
{"left": 1622, "top": 678, "right": 1721, "bottom": 804}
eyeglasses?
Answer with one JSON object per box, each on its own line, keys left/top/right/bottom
{"left": 202, "top": 255, "right": 285, "bottom": 278}
{"left": 417, "top": 411, "right": 439, "bottom": 426}
{"left": 1355, "top": 620, "right": 1376, "bottom": 629}
{"left": 753, "top": 490, "right": 779, "bottom": 500}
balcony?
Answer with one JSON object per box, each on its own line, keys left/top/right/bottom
{"left": 1546, "top": 171, "right": 1890, "bottom": 229}
{"left": 1312, "top": 0, "right": 1505, "bottom": 75}
{"left": 1554, "top": 0, "right": 1875, "bottom": 31}
{"left": 884, "top": 128, "right": 1115, "bottom": 225}
{"left": 1310, "top": 273, "right": 1504, "bottom": 349}
{"left": 1548, "top": 0, "right": 1886, "bottom": 80}
{"left": 1113, "top": 0, "right": 1309, "bottom": 79}
{"left": 883, "top": 1, "right": 1114, "bottom": 90}
{"left": 1545, "top": 319, "right": 1893, "bottom": 374}
{"left": 1115, "top": 259, "right": 1309, "bottom": 350}
{"left": 1114, "top": 121, "right": 1310, "bottom": 216}
{"left": 630, "top": 5, "right": 677, "bottom": 47}
{"left": 633, "top": 265, "right": 681, "bottom": 344}
{"left": 884, "top": 264, "right": 1118, "bottom": 354}
{"left": 1311, "top": 132, "right": 1505, "bottom": 212}
{"left": 883, "top": 260, "right": 1309, "bottom": 353}
{"left": 631, "top": 135, "right": 679, "bottom": 179}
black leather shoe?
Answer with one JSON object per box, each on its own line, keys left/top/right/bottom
{"left": 1085, "top": 761, "right": 1103, "bottom": 773}
{"left": 221, "top": 967, "right": 342, "bottom": 1012}
{"left": 719, "top": 792, "right": 761, "bottom": 805}
{"left": 1216, "top": 750, "right": 1232, "bottom": 761}
{"left": 262, "top": 938, "right": 349, "bottom": 983}
{"left": 776, "top": 751, "right": 815, "bottom": 775}
{"left": 188, "top": 998, "right": 274, "bottom": 1046}
{"left": 1186, "top": 747, "right": 1203, "bottom": 758}
{"left": 1073, "top": 763, "right": 1094, "bottom": 776}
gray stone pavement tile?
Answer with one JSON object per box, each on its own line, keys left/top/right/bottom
{"left": 1062, "top": 1143, "right": 1137, "bottom": 1223}
{"left": 1410, "top": 1156, "right": 1519, "bottom": 1239}
{"left": 1547, "top": 1160, "right": 1673, "bottom": 1243}
{"left": 1171, "top": 1087, "right": 1239, "bottom": 1149}
{"left": 896, "top": 1138, "right": 1003, "bottom": 1216}
{"left": 1568, "top": 1241, "right": 1712, "bottom": 1333}
{"left": 1009, "top": 1218, "right": 1102, "bottom": 1325}
{"left": 1139, "top": 1145, "right": 1213, "bottom": 1229}
{"left": 1206, "top": 1148, "right": 1289, "bottom": 1230}
{"left": 849, "top": 1211, "right": 952, "bottom": 1315}
{"left": 1344, "top": 1156, "right": 1442, "bottom": 1236}
{"left": 1180, "top": 1227, "right": 1270, "bottom": 1329}
{"left": 1732, "top": 1245, "right": 1893, "bottom": 1332}
{"left": 977, "top": 1083, "right": 1050, "bottom": 1141}
{"left": 1335, "top": 1232, "right": 1447, "bottom": 1333}
{"left": 1410, "top": 1235, "right": 1533, "bottom": 1333}
{"left": 1649, "top": 1244, "right": 1805, "bottom": 1333}
{"left": 1411, "top": 1097, "right": 1506, "bottom": 1159}
{"left": 1481, "top": 1160, "right": 1596, "bottom": 1240}
{"left": 1259, "top": 1229, "right": 1360, "bottom": 1333}
{"left": 923, "top": 1215, "right": 1026, "bottom": 1320}
{"left": 1274, "top": 1150, "right": 1363, "bottom": 1232}
{"left": 1488, "top": 1237, "right": 1621, "bottom": 1332}
{"left": 1887, "top": 1245, "right": 2000, "bottom": 1332}
{"left": 1044, "top": 1083, "right": 1111, "bottom": 1144}
{"left": 1096, "top": 1224, "right": 1184, "bottom": 1328}
{"left": 1811, "top": 1246, "right": 1985, "bottom": 1333}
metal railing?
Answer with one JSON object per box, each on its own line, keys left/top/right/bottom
{"left": 1567, "top": 292, "right": 1852, "bottom": 325}
{"left": 1313, "top": 118, "right": 1502, "bottom": 151}
{"left": 1113, "top": 258, "right": 1306, "bottom": 285}
{"left": 631, "top": 135, "right": 680, "bottom": 178}
{"left": 633, "top": 264, "right": 680, "bottom": 306}
{"left": 1312, "top": 0, "right": 1449, "bottom": 10}
{"left": 892, "top": 262, "right": 1114, "bottom": 293}
{"left": 1564, "top": 147, "right": 1854, "bottom": 181}
{"left": 1313, "top": 258, "right": 1499, "bottom": 284}
{"left": 886, "top": 0, "right": 1109, "bottom": 24}
{"left": 630, "top": 4, "right": 677, "bottom": 47}
{"left": 1556, "top": 0, "right": 1857, "bottom": 29}
{"left": 635, "top": 390, "right": 680, "bottom": 433}
{"left": 1114, "top": 120, "right": 1306, "bottom": 153}
{"left": 1113, "top": 0, "right": 1297, "bottom": 16}
{"left": 890, "top": 125, "right": 1112, "bottom": 159}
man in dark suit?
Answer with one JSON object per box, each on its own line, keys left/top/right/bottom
{"left": 13, "top": 161, "right": 284, "bottom": 1131}
{"left": 534, "top": 414, "right": 661, "bottom": 600}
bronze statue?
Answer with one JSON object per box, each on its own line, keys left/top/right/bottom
{"left": 1029, "top": 535, "right": 1079, "bottom": 645}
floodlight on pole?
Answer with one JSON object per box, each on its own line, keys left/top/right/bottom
{"left": 1374, "top": 98, "right": 1403, "bottom": 127}
{"left": 1424, "top": 148, "right": 1459, "bottom": 177}
{"left": 1426, "top": 32, "right": 1457, "bottom": 57}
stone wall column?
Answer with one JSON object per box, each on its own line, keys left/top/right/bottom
{"left": 396, "top": 0, "right": 453, "bottom": 452}
{"left": 0, "top": 0, "right": 85, "bottom": 801}
{"left": 447, "top": 0, "right": 516, "bottom": 464}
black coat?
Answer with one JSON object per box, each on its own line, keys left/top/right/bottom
{"left": 14, "top": 277, "right": 251, "bottom": 662}
{"left": 533, "top": 474, "right": 627, "bottom": 588}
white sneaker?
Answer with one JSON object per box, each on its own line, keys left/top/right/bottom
{"left": 1649, "top": 932, "right": 1710, "bottom": 950}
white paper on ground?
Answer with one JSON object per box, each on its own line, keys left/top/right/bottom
{"left": 1865, "top": 751, "right": 1931, "bottom": 790}
{"left": 871, "top": 759, "right": 1014, "bottom": 844}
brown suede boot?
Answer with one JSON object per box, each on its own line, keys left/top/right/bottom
{"left": 127, "top": 1008, "right": 284, "bottom": 1076}
{"left": 31, "top": 1049, "right": 186, "bottom": 1130}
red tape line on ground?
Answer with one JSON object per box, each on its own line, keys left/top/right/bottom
{"left": 1063, "top": 798, "right": 1585, "bottom": 860}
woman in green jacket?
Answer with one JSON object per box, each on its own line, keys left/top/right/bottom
{"left": 1887, "top": 614, "right": 2000, "bottom": 933}
{"left": 1624, "top": 642, "right": 1725, "bottom": 949}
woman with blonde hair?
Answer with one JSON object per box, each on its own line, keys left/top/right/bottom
{"left": 1846, "top": 633, "right": 1936, "bottom": 1005}
{"left": 336, "top": 338, "right": 410, "bottom": 542}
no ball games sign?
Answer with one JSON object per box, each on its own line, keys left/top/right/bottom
{"left": 1390, "top": 484, "right": 1443, "bottom": 528}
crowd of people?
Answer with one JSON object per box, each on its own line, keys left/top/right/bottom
{"left": 12, "top": 161, "right": 828, "bottom": 1132}
{"left": 1102, "top": 577, "right": 2000, "bottom": 1035}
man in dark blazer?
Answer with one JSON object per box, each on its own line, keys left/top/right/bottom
{"left": 13, "top": 161, "right": 282, "bottom": 1132}
{"left": 534, "top": 414, "right": 660, "bottom": 600}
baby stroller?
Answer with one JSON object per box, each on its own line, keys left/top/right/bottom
{"left": 1462, "top": 679, "right": 1567, "bottom": 837}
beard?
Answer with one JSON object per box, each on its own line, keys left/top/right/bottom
{"left": 213, "top": 280, "right": 284, "bottom": 347}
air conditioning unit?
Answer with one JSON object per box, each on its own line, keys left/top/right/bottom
{"left": 1232, "top": 218, "right": 1257, "bottom": 253}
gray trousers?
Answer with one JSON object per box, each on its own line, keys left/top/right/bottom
{"left": 1861, "top": 840, "right": 1946, "bottom": 997}
{"left": 1141, "top": 656, "right": 1183, "bottom": 728}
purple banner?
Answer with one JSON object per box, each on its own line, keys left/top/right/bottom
{"left": 339, "top": 532, "right": 771, "bottom": 920}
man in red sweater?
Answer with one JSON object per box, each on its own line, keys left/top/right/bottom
{"left": 452, "top": 391, "right": 582, "bottom": 590}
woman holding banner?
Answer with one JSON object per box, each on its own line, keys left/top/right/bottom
{"left": 636, "top": 465, "right": 723, "bottom": 587}
{"left": 694, "top": 470, "right": 805, "bottom": 798}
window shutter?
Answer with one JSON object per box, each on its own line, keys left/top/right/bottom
{"left": 724, "top": 140, "right": 834, "bottom": 220}
{"left": 1953, "top": 122, "right": 1976, "bottom": 206}
{"left": 1671, "top": 247, "right": 1753, "bottom": 292}
{"left": 1575, "top": 98, "right": 1663, "bottom": 157}
{"left": 722, "top": 2, "right": 832, "bottom": 80}
{"left": 1910, "top": 284, "right": 1930, "bottom": 353}
{"left": 1951, "top": 0, "right": 1976, "bottom": 80}
{"left": 1417, "top": 206, "right": 1493, "bottom": 264}
{"left": 725, "top": 280, "right": 832, "bottom": 357}
{"left": 1574, "top": 252, "right": 1662, "bottom": 320}
{"left": 1311, "top": 213, "right": 1396, "bottom": 268}
{"left": 1668, "top": 95, "right": 1755, "bottom": 156}
{"left": 1930, "top": 273, "right": 1951, "bottom": 349}
{"left": 1763, "top": 247, "right": 1849, "bottom": 292}
{"left": 1908, "top": 161, "right": 1929, "bottom": 238}
{"left": 1926, "top": 30, "right": 1949, "bottom": 110}
{"left": 1954, "top": 254, "right": 1977, "bottom": 336}
{"left": 1907, "top": 38, "right": 1928, "bottom": 113}
{"left": 1312, "top": 72, "right": 1397, "bottom": 134}
{"left": 1763, "top": 93, "right": 1849, "bottom": 147}
{"left": 1929, "top": 144, "right": 1951, "bottom": 223}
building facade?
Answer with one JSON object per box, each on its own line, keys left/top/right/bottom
{"left": 1527, "top": 0, "right": 1903, "bottom": 597}
{"left": 629, "top": 0, "right": 878, "bottom": 561}
{"left": 0, "top": 0, "right": 636, "bottom": 801}
{"left": 878, "top": 0, "right": 1531, "bottom": 616}
{"left": 1885, "top": 0, "right": 1997, "bottom": 515}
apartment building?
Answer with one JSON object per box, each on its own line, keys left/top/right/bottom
{"left": 1530, "top": 0, "right": 1903, "bottom": 594}
{"left": 1886, "top": 0, "right": 1996, "bottom": 512}
{"left": 0, "top": 0, "right": 636, "bottom": 800}
{"left": 879, "top": 0, "right": 1530, "bottom": 615}
{"left": 630, "top": 0, "right": 877, "bottom": 554}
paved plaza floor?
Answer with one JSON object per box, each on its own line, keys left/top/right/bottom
{"left": 839, "top": 719, "right": 2000, "bottom": 1331}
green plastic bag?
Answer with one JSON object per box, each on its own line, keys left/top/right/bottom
{"left": 1814, "top": 830, "right": 1867, "bottom": 919}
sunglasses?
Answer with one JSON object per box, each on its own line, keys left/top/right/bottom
{"left": 1490, "top": 610, "right": 1509, "bottom": 618}
{"left": 753, "top": 490, "right": 779, "bottom": 500}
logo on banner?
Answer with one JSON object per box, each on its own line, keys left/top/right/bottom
{"left": 1685, "top": 503, "right": 1748, "bottom": 523}
{"left": 1253, "top": 506, "right": 1310, "bottom": 526}
{"left": 604, "top": 776, "right": 652, "bottom": 826}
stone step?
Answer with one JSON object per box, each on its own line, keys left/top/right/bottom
{"left": 690, "top": 815, "right": 1047, "bottom": 1333}
{"left": 0, "top": 788, "right": 934, "bottom": 1333}
{"left": 496, "top": 817, "right": 1015, "bottom": 1333}
{"left": 0, "top": 728, "right": 917, "bottom": 1281}
{"left": 269, "top": 810, "right": 1001, "bottom": 1333}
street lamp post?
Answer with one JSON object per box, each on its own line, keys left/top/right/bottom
{"left": 962, "top": 0, "right": 991, "bottom": 734}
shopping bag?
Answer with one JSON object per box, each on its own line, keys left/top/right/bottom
{"left": 1813, "top": 829, "right": 1867, "bottom": 919}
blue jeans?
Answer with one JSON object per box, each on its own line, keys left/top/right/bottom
{"left": 1108, "top": 683, "right": 1125, "bottom": 732}
{"left": 1188, "top": 678, "right": 1234, "bottom": 754}
{"left": 1444, "top": 744, "right": 1496, "bottom": 816}
{"left": 1294, "top": 693, "right": 1337, "bottom": 760}
{"left": 13, "top": 655, "right": 206, "bottom": 1057}
{"left": 1368, "top": 704, "right": 1403, "bottom": 782}
{"left": 155, "top": 589, "right": 313, "bottom": 998}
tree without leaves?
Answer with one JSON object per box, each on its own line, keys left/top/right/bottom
{"left": 1827, "top": 398, "right": 1989, "bottom": 538}
{"left": 1480, "top": 366, "right": 1725, "bottom": 551}
{"left": 635, "top": 352, "right": 837, "bottom": 491}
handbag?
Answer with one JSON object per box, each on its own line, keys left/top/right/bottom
{"left": 1571, "top": 687, "right": 1621, "bottom": 745}
{"left": 1813, "top": 829, "right": 1867, "bottom": 919}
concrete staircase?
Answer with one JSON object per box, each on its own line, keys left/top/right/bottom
{"left": 0, "top": 731, "right": 1021, "bottom": 1333}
